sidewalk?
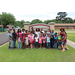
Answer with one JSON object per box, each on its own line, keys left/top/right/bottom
{"left": 67, "top": 39, "right": 75, "bottom": 49}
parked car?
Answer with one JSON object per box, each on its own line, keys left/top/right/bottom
{"left": 5, "top": 28, "right": 9, "bottom": 31}
{"left": 9, "top": 28, "right": 13, "bottom": 30}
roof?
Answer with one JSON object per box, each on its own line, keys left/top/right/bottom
{"left": 0, "top": 25, "right": 3, "bottom": 27}
{"left": 55, "top": 23, "right": 75, "bottom": 26}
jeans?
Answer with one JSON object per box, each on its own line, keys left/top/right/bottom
{"left": 54, "top": 42, "right": 57, "bottom": 49}
{"left": 8, "top": 40, "right": 12, "bottom": 48}
{"left": 47, "top": 42, "right": 50, "bottom": 48}
{"left": 50, "top": 40, "right": 54, "bottom": 48}
{"left": 13, "top": 39, "right": 16, "bottom": 48}
{"left": 18, "top": 42, "right": 21, "bottom": 49}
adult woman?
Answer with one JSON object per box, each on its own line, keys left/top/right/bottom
{"left": 17, "top": 29, "right": 22, "bottom": 38}
{"left": 60, "top": 28, "right": 68, "bottom": 50}
{"left": 35, "top": 28, "right": 40, "bottom": 38}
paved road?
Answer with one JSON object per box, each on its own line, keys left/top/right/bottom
{"left": 0, "top": 32, "right": 8, "bottom": 46}
{"left": 67, "top": 39, "right": 75, "bottom": 49}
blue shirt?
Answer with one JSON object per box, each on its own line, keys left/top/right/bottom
{"left": 7, "top": 33, "right": 12, "bottom": 40}
{"left": 54, "top": 37, "right": 58, "bottom": 40}
{"left": 53, "top": 32, "right": 55, "bottom": 36}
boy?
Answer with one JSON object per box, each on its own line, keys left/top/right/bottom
{"left": 12, "top": 29, "right": 17, "bottom": 48}
{"left": 7, "top": 30, "right": 13, "bottom": 50}
{"left": 58, "top": 32, "right": 62, "bottom": 49}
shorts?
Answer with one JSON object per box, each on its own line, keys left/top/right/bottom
{"left": 25, "top": 42, "right": 29, "bottom": 45}
{"left": 39, "top": 43, "right": 42, "bottom": 45}
{"left": 35, "top": 42, "right": 38, "bottom": 45}
{"left": 62, "top": 42, "right": 66, "bottom": 45}
{"left": 58, "top": 40, "right": 61, "bottom": 46}
{"left": 30, "top": 41, "right": 34, "bottom": 44}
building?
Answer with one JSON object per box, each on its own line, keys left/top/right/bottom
{"left": 55, "top": 23, "right": 75, "bottom": 29}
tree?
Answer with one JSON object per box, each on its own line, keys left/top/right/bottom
{"left": 1, "top": 12, "right": 16, "bottom": 27}
{"left": 30, "top": 19, "right": 42, "bottom": 24}
{"left": 25, "top": 21, "right": 30, "bottom": 23}
{"left": 56, "top": 12, "right": 67, "bottom": 23}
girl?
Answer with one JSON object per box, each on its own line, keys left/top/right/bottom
{"left": 50, "top": 33, "right": 54, "bottom": 49}
{"left": 17, "top": 29, "right": 22, "bottom": 38}
{"left": 30, "top": 32, "right": 34, "bottom": 49}
{"left": 17, "top": 34, "right": 21, "bottom": 50}
{"left": 54, "top": 33, "right": 58, "bottom": 49}
{"left": 61, "top": 32, "right": 67, "bottom": 52}
{"left": 34, "top": 34, "right": 39, "bottom": 48}
{"left": 39, "top": 34, "right": 43, "bottom": 49}
{"left": 42, "top": 34, "right": 46, "bottom": 49}
{"left": 25, "top": 34, "right": 29, "bottom": 49}
{"left": 22, "top": 33, "right": 25, "bottom": 49}
{"left": 46, "top": 34, "right": 51, "bottom": 49}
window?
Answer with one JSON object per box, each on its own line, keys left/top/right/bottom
{"left": 65, "top": 26, "right": 68, "bottom": 28}
{"left": 69, "top": 26, "right": 71, "bottom": 28}
{"left": 59, "top": 26, "right": 61, "bottom": 28}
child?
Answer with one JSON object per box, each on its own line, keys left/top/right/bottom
{"left": 17, "top": 34, "right": 21, "bottom": 50}
{"left": 54, "top": 33, "right": 58, "bottom": 49}
{"left": 7, "top": 30, "right": 13, "bottom": 50}
{"left": 61, "top": 32, "right": 67, "bottom": 52}
{"left": 28, "top": 31, "right": 30, "bottom": 47}
{"left": 34, "top": 34, "right": 39, "bottom": 48}
{"left": 30, "top": 32, "right": 34, "bottom": 49}
{"left": 50, "top": 33, "right": 54, "bottom": 49}
{"left": 22, "top": 29, "right": 25, "bottom": 34}
{"left": 42, "top": 34, "right": 46, "bottom": 49}
{"left": 39, "top": 34, "right": 43, "bottom": 49}
{"left": 22, "top": 33, "right": 25, "bottom": 49}
{"left": 58, "top": 32, "right": 62, "bottom": 49}
{"left": 25, "top": 34, "right": 29, "bottom": 49}
{"left": 46, "top": 34, "right": 51, "bottom": 49}
{"left": 33, "top": 30, "right": 35, "bottom": 48}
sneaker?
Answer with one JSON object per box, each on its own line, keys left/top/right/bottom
{"left": 18, "top": 49, "right": 19, "bottom": 50}
{"left": 62, "top": 50, "right": 65, "bottom": 52}
{"left": 10, "top": 47, "right": 13, "bottom": 50}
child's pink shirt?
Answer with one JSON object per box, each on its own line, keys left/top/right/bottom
{"left": 30, "top": 35, "right": 34, "bottom": 41}
{"left": 28, "top": 35, "right": 30, "bottom": 40}
{"left": 42, "top": 37, "right": 46, "bottom": 43}
{"left": 39, "top": 37, "right": 42, "bottom": 44}
{"left": 17, "top": 32, "right": 22, "bottom": 38}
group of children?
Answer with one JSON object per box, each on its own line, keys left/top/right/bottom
{"left": 7, "top": 28, "right": 68, "bottom": 52}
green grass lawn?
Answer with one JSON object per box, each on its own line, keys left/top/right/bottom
{"left": 55, "top": 29, "right": 75, "bottom": 31}
{"left": 0, "top": 43, "right": 75, "bottom": 62}
{"left": 67, "top": 33, "right": 75, "bottom": 42}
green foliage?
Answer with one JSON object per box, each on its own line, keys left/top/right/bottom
{"left": 1, "top": 12, "right": 16, "bottom": 27}
{"left": 30, "top": 19, "right": 42, "bottom": 24}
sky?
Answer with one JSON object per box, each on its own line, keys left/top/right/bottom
{"left": 0, "top": 12, "right": 75, "bottom": 22}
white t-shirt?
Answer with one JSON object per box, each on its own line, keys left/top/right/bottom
{"left": 35, "top": 37, "right": 38, "bottom": 42}
{"left": 18, "top": 37, "right": 21, "bottom": 42}
{"left": 25, "top": 37, "right": 28, "bottom": 43}
{"left": 42, "top": 31, "right": 45, "bottom": 34}
{"left": 35, "top": 32, "right": 40, "bottom": 38}
{"left": 22, "top": 31, "right": 25, "bottom": 34}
